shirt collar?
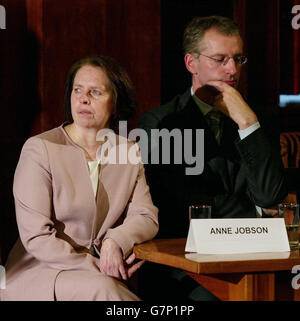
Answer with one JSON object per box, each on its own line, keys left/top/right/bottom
{"left": 191, "top": 87, "right": 213, "bottom": 116}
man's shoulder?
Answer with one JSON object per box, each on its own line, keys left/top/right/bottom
{"left": 139, "top": 89, "right": 191, "bottom": 129}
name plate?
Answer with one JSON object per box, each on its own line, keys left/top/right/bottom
{"left": 185, "top": 218, "right": 290, "bottom": 254}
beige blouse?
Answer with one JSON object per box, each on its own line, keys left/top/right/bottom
{"left": 87, "top": 161, "right": 100, "bottom": 197}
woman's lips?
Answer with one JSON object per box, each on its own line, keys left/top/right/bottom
{"left": 78, "top": 110, "right": 92, "bottom": 115}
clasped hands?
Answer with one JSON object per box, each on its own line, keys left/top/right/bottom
{"left": 99, "top": 238, "right": 145, "bottom": 280}
{"left": 201, "top": 80, "right": 258, "bottom": 130}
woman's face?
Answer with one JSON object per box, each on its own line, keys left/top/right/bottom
{"left": 70, "top": 65, "right": 114, "bottom": 130}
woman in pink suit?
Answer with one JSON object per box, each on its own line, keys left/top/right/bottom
{"left": 1, "top": 56, "right": 158, "bottom": 301}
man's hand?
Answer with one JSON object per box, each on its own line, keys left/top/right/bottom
{"left": 262, "top": 207, "right": 278, "bottom": 217}
{"left": 99, "top": 238, "right": 128, "bottom": 280}
{"left": 207, "top": 80, "right": 258, "bottom": 130}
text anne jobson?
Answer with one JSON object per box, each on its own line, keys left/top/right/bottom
{"left": 210, "top": 226, "right": 269, "bottom": 235}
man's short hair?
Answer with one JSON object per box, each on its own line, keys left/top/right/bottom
{"left": 183, "top": 16, "right": 242, "bottom": 56}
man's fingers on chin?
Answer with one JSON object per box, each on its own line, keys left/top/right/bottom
{"left": 207, "top": 80, "right": 224, "bottom": 89}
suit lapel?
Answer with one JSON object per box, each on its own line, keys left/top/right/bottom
{"left": 219, "top": 115, "right": 240, "bottom": 162}
{"left": 181, "top": 98, "right": 221, "bottom": 162}
{"left": 182, "top": 96, "right": 240, "bottom": 163}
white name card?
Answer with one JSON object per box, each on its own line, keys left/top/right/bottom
{"left": 185, "top": 218, "right": 290, "bottom": 254}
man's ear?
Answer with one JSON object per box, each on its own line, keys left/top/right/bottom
{"left": 184, "top": 53, "right": 197, "bottom": 75}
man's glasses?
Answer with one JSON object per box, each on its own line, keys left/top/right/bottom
{"left": 198, "top": 53, "right": 247, "bottom": 66}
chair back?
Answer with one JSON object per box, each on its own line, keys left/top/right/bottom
{"left": 280, "top": 132, "right": 300, "bottom": 168}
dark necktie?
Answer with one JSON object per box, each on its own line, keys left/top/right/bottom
{"left": 206, "top": 110, "right": 223, "bottom": 144}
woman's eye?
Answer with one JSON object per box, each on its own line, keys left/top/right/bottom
{"left": 92, "top": 89, "right": 101, "bottom": 96}
{"left": 74, "top": 88, "right": 81, "bottom": 94}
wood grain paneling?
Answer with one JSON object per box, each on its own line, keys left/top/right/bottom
{"left": 0, "top": 0, "right": 160, "bottom": 263}
{"left": 0, "top": 0, "right": 29, "bottom": 263}
{"left": 246, "top": 1, "right": 281, "bottom": 107}
{"left": 134, "top": 239, "right": 300, "bottom": 301}
{"left": 161, "top": 0, "right": 234, "bottom": 103}
{"left": 233, "top": 0, "right": 248, "bottom": 99}
{"left": 1, "top": 0, "right": 299, "bottom": 268}
{"left": 26, "top": 0, "right": 161, "bottom": 133}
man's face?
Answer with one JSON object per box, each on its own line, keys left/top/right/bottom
{"left": 186, "top": 28, "right": 244, "bottom": 90}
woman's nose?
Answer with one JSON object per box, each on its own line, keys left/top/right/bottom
{"left": 79, "top": 91, "right": 91, "bottom": 104}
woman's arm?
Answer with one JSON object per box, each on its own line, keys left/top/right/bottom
{"left": 103, "top": 160, "right": 159, "bottom": 258}
{"left": 13, "top": 137, "right": 99, "bottom": 272}
{"left": 100, "top": 147, "right": 159, "bottom": 279}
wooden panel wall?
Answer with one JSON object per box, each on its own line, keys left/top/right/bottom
{"left": 280, "top": 0, "right": 300, "bottom": 96}
{"left": 26, "top": 0, "right": 161, "bottom": 134}
{"left": 0, "top": 0, "right": 28, "bottom": 262}
{"left": 246, "top": 1, "right": 281, "bottom": 107}
{"left": 159, "top": 0, "right": 282, "bottom": 107}
{"left": 1, "top": 0, "right": 298, "bottom": 264}
{"left": 0, "top": 0, "right": 161, "bottom": 262}
{"left": 233, "top": 0, "right": 248, "bottom": 99}
{"left": 160, "top": 0, "right": 234, "bottom": 103}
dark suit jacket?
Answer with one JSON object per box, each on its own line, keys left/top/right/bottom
{"left": 139, "top": 89, "right": 288, "bottom": 238}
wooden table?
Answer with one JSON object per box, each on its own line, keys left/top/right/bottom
{"left": 134, "top": 238, "right": 300, "bottom": 301}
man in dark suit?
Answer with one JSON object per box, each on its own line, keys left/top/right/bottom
{"left": 138, "top": 16, "right": 287, "bottom": 300}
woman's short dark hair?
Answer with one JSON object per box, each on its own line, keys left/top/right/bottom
{"left": 64, "top": 55, "right": 137, "bottom": 132}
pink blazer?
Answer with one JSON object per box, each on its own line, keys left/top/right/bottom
{"left": 1, "top": 125, "right": 158, "bottom": 300}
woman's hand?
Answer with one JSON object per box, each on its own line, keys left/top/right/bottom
{"left": 99, "top": 238, "right": 145, "bottom": 280}
{"left": 125, "top": 253, "right": 145, "bottom": 278}
{"left": 99, "top": 238, "right": 128, "bottom": 280}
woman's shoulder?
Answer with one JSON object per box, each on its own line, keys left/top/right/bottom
{"left": 96, "top": 129, "right": 138, "bottom": 149}
{"left": 24, "top": 125, "right": 67, "bottom": 147}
